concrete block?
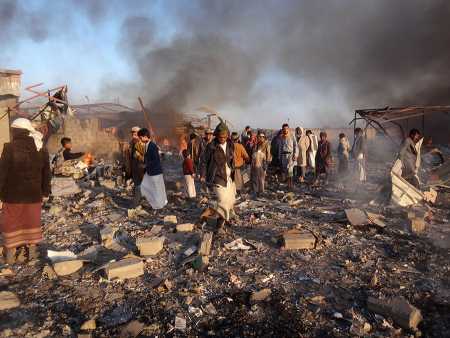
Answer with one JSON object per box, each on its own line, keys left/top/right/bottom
{"left": 283, "top": 229, "right": 316, "bottom": 250}
{"left": 0, "top": 291, "right": 20, "bottom": 310}
{"left": 136, "top": 236, "right": 165, "bottom": 256}
{"left": 176, "top": 223, "right": 194, "bottom": 232}
{"left": 105, "top": 258, "right": 144, "bottom": 280}
{"left": 53, "top": 260, "right": 84, "bottom": 276}
{"left": 367, "top": 296, "right": 422, "bottom": 330}
{"left": 164, "top": 215, "right": 177, "bottom": 225}
{"left": 199, "top": 232, "right": 213, "bottom": 256}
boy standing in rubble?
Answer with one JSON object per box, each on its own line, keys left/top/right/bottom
{"left": 138, "top": 128, "right": 168, "bottom": 209}
{"left": 201, "top": 120, "right": 236, "bottom": 233}
{"left": 399, "top": 128, "right": 422, "bottom": 188}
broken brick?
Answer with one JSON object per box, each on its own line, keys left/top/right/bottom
{"left": 105, "top": 258, "right": 144, "bottom": 280}
{"left": 0, "top": 291, "right": 20, "bottom": 310}
{"left": 199, "top": 232, "right": 213, "bottom": 256}
{"left": 136, "top": 236, "right": 165, "bottom": 256}
{"left": 176, "top": 223, "right": 194, "bottom": 232}
{"left": 53, "top": 260, "right": 84, "bottom": 276}
{"left": 282, "top": 229, "right": 316, "bottom": 250}
{"left": 164, "top": 215, "right": 178, "bottom": 225}
{"left": 367, "top": 296, "right": 422, "bottom": 331}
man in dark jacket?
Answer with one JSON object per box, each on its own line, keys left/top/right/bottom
{"left": 0, "top": 118, "right": 51, "bottom": 264}
{"left": 399, "top": 128, "right": 422, "bottom": 188}
{"left": 201, "top": 120, "right": 236, "bottom": 231}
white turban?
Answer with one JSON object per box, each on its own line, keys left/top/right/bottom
{"left": 11, "top": 118, "right": 43, "bottom": 151}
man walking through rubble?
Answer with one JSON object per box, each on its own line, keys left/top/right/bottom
{"left": 201, "top": 120, "right": 236, "bottom": 233}
{"left": 277, "top": 123, "right": 298, "bottom": 190}
{"left": 138, "top": 128, "right": 168, "bottom": 209}
{"left": 399, "top": 128, "right": 423, "bottom": 188}
{"left": 124, "top": 126, "right": 146, "bottom": 207}
{"left": 251, "top": 131, "right": 271, "bottom": 197}
{"left": 351, "top": 128, "right": 367, "bottom": 183}
{"left": 296, "top": 127, "right": 310, "bottom": 183}
{"left": 0, "top": 118, "right": 51, "bottom": 264}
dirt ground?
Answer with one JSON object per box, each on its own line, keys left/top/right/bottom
{"left": 0, "top": 154, "right": 449, "bottom": 337}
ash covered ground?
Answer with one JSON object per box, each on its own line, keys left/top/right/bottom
{"left": 0, "top": 154, "right": 449, "bottom": 338}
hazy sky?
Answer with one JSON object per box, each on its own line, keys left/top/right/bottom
{"left": 2, "top": 0, "right": 449, "bottom": 129}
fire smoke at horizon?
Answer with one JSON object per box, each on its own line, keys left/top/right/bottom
{"left": 2, "top": 1, "right": 450, "bottom": 128}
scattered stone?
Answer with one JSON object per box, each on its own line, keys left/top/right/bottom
{"left": 250, "top": 288, "right": 272, "bottom": 302}
{"left": 204, "top": 303, "right": 217, "bottom": 315}
{"left": 0, "top": 291, "right": 20, "bottom": 310}
{"left": 282, "top": 229, "right": 316, "bottom": 250}
{"left": 367, "top": 296, "right": 422, "bottom": 330}
{"left": 80, "top": 319, "right": 96, "bottom": 331}
{"left": 78, "top": 334, "right": 92, "bottom": 338}
{"left": 136, "top": 236, "right": 165, "bottom": 256}
{"left": 164, "top": 215, "right": 178, "bottom": 225}
{"left": 105, "top": 258, "right": 144, "bottom": 280}
{"left": 199, "top": 232, "right": 213, "bottom": 256}
{"left": 53, "top": 260, "right": 84, "bottom": 276}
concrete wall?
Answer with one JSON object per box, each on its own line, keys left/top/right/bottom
{"left": 47, "top": 116, "right": 121, "bottom": 159}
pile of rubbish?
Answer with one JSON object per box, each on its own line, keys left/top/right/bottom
{"left": 0, "top": 154, "right": 449, "bottom": 337}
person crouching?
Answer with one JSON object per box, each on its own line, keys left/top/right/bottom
{"left": 201, "top": 120, "right": 236, "bottom": 232}
{"left": 0, "top": 118, "right": 51, "bottom": 264}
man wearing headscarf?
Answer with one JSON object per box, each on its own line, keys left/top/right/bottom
{"left": 201, "top": 120, "right": 236, "bottom": 232}
{"left": 296, "top": 127, "right": 310, "bottom": 183}
{"left": 277, "top": 123, "right": 298, "bottom": 190}
{"left": 0, "top": 118, "right": 51, "bottom": 264}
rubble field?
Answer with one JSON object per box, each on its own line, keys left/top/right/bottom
{"left": 0, "top": 155, "right": 449, "bottom": 338}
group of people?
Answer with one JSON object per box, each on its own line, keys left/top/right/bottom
{"left": 0, "top": 115, "right": 426, "bottom": 263}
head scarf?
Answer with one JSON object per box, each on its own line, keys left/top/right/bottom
{"left": 131, "top": 126, "right": 141, "bottom": 133}
{"left": 11, "top": 118, "right": 43, "bottom": 151}
{"left": 214, "top": 118, "right": 229, "bottom": 136}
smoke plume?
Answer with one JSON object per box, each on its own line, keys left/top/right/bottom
{"left": 3, "top": 0, "right": 450, "bottom": 128}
